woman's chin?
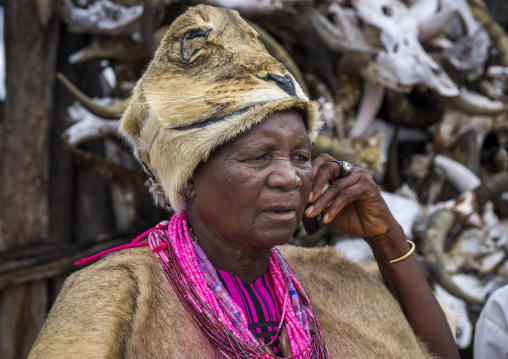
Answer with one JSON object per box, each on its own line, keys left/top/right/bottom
{"left": 253, "top": 225, "right": 297, "bottom": 249}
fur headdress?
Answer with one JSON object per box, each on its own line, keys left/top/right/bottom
{"left": 119, "top": 5, "right": 322, "bottom": 213}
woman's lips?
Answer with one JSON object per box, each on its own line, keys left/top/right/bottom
{"left": 263, "top": 208, "right": 297, "bottom": 221}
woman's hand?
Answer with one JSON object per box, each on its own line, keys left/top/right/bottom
{"left": 304, "top": 153, "right": 401, "bottom": 243}
{"left": 305, "top": 154, "right": 461, "bottom": 359}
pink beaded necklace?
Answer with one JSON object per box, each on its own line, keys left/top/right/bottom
{"left": 148, "top": 212, "right": 329, "bottom": 359}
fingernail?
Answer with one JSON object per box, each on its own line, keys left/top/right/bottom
{"left": 323, "top": 213, "right": 330, "bottom": 223}
{"left": 308, "top": 192, "right": 313, "bottom": 201}
{"left": 305, "top": 205, "right": 314, "bottom": 216}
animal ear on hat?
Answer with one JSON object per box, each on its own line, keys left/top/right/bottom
{"left": 119, "top": 87, "right": 149, "bottom": 140}
{"left": 180, "top": 27, "right": 211, "bottom": 62}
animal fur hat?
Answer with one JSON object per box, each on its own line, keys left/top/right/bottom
{"left": 120, "top": 5, "right": 322, "bottom": 213}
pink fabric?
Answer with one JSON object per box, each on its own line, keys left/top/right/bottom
{"left": 75, "top": 223, "right": 167, "bottom": 265}
{"left": 217, "top": 269, "right": 282, "bottom": 355}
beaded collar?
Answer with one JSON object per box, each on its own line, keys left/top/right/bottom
{"left": 148, "top": 212, "right": 329, "bottom": 358}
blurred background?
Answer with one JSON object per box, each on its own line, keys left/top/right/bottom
{"left": 0, "top": 0, "right": 507, "bottom": 358}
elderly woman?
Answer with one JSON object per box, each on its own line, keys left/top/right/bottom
{"left": 29, "top": 5, "right": 459, "bottom": 359}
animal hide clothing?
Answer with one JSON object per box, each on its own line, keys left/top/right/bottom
{"left": 28, "top": 245, "right": 438, "bottom": 358}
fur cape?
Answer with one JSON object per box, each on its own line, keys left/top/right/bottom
{"left": 28, "top": 245, "right": 440, "bottom": 358}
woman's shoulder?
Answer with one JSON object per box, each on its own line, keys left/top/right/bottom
{"left": 277, "top": 244, "right": 381, "bottom": 280}
{"left": 65, "top": 245, "right": 160, "bottom": 288}
{"left": 51, "top": 245, "right": 164, "bottom": 323}
{"left": 75, "top": 244, "right": 156, "bottom": 271}
{"left": 29, "top": 246, "right": 185, "bottom": 359}
{"left": 28, "top": 246, "right": 162, "bottom": 358}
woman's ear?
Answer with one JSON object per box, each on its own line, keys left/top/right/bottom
{"left": 183, "top": 178, "right": 196, "bottom": 200}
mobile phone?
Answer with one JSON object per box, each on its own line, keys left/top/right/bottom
{"left": 302, "top": 204, "right": 324, "bottom": 235}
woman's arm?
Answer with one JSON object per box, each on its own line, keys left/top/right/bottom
{"left": 368, "top": 224, "right": 459, "bottom": 359}
{"left": 305, "top": 154, "right": 460, "bottom": 359}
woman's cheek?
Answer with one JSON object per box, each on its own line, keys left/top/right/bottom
{"left": 301, "top": 167, "right": 314, "bottom": 190}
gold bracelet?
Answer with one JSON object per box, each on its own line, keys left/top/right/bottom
{"left": 372, "top": 240, "right": 416, "bottom": 264}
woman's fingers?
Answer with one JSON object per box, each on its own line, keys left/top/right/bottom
{"left": 309, "top": 154, "right": 338, "bottom": 202}
{"left": 310, "top": 175, "right": 368, "bottom": 220}
{"left": 309, "top": 154, "right": 353, "bottom": 203}
{"left": 310, "top": 153, "right": 335, "bottom": 178}
{"left": 305, "top": 165, "right": 373, "bottom": 220}
{"left": 321, "top": 183, "right": 365, "bottom": 224}
{"left": 305, "top": 171, "right": 358, "bottom": 216}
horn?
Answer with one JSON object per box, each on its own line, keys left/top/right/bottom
{"left": 474, "top": 172, "right": 508, "bottom": 207}
{"left": 421, "top": 209, "right": 486, "bottom": 305}
{"left": 56, "top": 73, "right": 130, "bottom": 119}
{"left": 468, "top": 0, "right": 508, "bottom": 67}
{"left": 434, "top": 154, "right": 481, "bottom": 193}
{"left": 442, "top": 93, "right": 508, "bottom": 116}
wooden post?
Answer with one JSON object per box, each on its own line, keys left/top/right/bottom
{"left": 0, "top": 0, "right": 58, "bottom": 248}
{"left": 0, "top": 0, "right": 59, "bottom": 357}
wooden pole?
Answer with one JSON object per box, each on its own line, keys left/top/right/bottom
{"left": 0, "top": 0, "right": 59, "bottom": 357}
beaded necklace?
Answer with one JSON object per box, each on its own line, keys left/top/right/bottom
{"left": 148, "top": 212, "right": 329, "bottom": 359}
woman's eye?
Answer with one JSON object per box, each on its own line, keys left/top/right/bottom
{"left": 293, "top": 153, "right": 309, "bottom": 161}
{"left": 249, "top": 153, "right": 268, "bottom": 161}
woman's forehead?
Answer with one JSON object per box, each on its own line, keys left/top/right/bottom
{"left": 228, "top": 110, "right": 309, "bottom": 148}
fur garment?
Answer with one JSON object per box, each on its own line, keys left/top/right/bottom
{"left": 119, "top": 5, "right": 321, "bottom": 213}
{"left": 28, "top": 246, "right": 437, "bottom": 358}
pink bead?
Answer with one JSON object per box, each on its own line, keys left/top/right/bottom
{"left": 145, "top": 211, "right": 328, "bottom": 358}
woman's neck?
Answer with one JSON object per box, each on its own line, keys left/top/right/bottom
{"left": 187, "top": 212, "right": 271, "bottom": 284}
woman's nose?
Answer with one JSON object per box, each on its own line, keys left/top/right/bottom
{"left": 266, "top": 159, "right": 302, "bottom": 191}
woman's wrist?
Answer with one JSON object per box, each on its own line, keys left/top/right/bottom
{"left": 367, "top": 223, "right": 412, "bottom": 264}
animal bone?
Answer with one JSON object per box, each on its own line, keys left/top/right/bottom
{"left": 203, "top": 0, "right": 282, "bottom": 14}
{"left": 353, "top": 0, "right": 459, "bottom": 96}
{"left": 433, "top": 107, "right": 507, "bottom": 176}
{"left": 309, "top": 4, "right": 379, "bottom": 53}
{"left": 444, "top": 226, "right": 506, "bottom": 274}
{"left": 312, "top": 133, "right": 386, "bottom": 178}
{"left": 417, "top": 7, "right": 459, "bottom": 42}
{"left": 348, "top": 81, "right": 385, "bottom": 138}
{"left": 442, "top": 0, "right": 481, "bottom": 36}
{"left": 474, "top": 172, "right": 508, "bottom": 208}
{"left": 486, "top": 65, "right": 508, "bottom": 81}
{"left": 468, "top": 0, "right": 508, "bottom": 67}
{"left": 68, "top": 36, "right": 150, "bottom": 65}
{"left": 419, "top": 168, "right": 508, "bottom": 229}
{"left": 434, "top": 154, "right": 481, "bottom": 193}
{"left": 407, "top": 0, "right": 439, "bottom": 23}
{"left": 56, "top": 73, "right": 129, "bottom": 118}
{"left": 442, "top": 27, "right": 491, "bottom": 81}
{"left": 444, "top": 87, "right": 508, "bottom": 115}
{"left": 63, "top": 101, "right": 121, "bottom": 147}
{"left": 310, "top": 0, "right": 459, "bottom": 136}
{"left": 421, "top": 209, "right": 486, "bottom": 305}
{"left": 381, "top": 191, "right": 421, "bottom": 239}
{"left": 60, "top": 0, "right": 143, "bottom": 36}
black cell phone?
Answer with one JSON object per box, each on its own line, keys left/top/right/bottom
{"left": 302, "top": 204, "right": 324, "bottom": 235}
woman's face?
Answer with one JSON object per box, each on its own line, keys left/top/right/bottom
{"left": 188, "top": 110, "right": 313, "bottom": 249}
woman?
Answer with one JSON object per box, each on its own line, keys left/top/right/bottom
{"left": 29, "top": 5, "right": 459, "bottom": 358}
